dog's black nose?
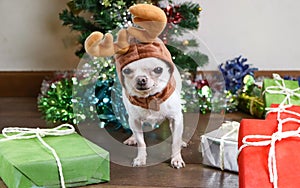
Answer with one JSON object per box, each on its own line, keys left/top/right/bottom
{"left": 136, "top": 76, "right": 148, "bottom": 86}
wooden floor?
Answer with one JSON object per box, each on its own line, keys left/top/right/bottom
{"left": 0, "top": 97, "right": 254, "bottom": 188}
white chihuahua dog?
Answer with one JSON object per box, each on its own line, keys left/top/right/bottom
{"left": 121, "top": 57, "right": 185, "bottom": 169}
{"left": 84, "top": 4, "right": 186, "bottom": 169}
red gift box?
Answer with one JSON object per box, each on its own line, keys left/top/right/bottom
{"left": 266, "top": 104, "right": 300, "bottom": 120}
{"left": 238, "top": 118, "right": 300, "bottom": 188}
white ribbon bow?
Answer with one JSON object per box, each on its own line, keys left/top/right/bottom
{"left": 0, "top": 124, "right": 75, "bottom": 188}
{"left": 238, "top": 118, "right": 300, "bottom": 188}
{"left": 264, "top": 73, "right": 300, "bottom": 106}
{"left": 219, "top": 121, "right": 240, "bottom": 170}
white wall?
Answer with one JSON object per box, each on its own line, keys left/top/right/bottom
{"left": 198, "top": 0, "right": 300, "bottom": 70}
{"left": 0, "top": 0, "right": 299, "bottom": 71}
{"left": 0, "top": 0, "right": 78, "bottom": 71}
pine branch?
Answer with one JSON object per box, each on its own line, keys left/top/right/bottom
{"left": 59, "top": 9, "right": 99, "bottom": 32}
{"left": 72, "top": 0, "right": 101, "bottom": 13}
{"left": 177, "top": 2, "right": 200, "bottom": 30}
{"left": 166, "top": 44, "right": 208, "bottom": 72}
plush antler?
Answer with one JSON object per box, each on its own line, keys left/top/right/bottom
{"left": 114, "top": 29, "right": 130, "bottom": 54}
{"left": 84, "top": 29, "right": 130, "bottom": 57}
{"left": 127, "top": 4, "right": 167, "bottom": 43}
{"left": 84, "top": 4, "right": 167, "bottom": 57}
{"left": 84, "top": 32, "right": 114, "bottom": 57}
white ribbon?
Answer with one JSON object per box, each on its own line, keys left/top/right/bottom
{"left": 238, "top": 118, "right": 300, "bottom": 188}
{"left": 266, "top": 104, "right": 300, "bottom": 131}
{"left": 0, "top": 124, "right": 75, "bottom": 188}
{"left": 266, "top": 104, "right": 300, "bottom": 118}
{"left": 219, "top": 121, "right": 240, "bottom": 170}
{"left": 263, "top": 73, "right": 300, "bottom": 106}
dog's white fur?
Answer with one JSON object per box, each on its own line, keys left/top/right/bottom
{"left": 121, "top": 57, "right": 185, "bottom": 169}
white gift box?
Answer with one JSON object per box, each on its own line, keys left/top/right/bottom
{"left": 200, "top": 121, "right": 239, "bottom": 172}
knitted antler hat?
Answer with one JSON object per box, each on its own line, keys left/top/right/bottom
{"left": 84, "top": 4, "right": 176, "bottom": 111}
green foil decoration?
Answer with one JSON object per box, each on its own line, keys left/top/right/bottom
{"left": 197, "top": 85, "right": 213, "bottom": 114}
{"left": 237, "top": 75, "right": 265, "bottom": 118}
{"left": 180, "top": 72, "right": 213, "bottom": 114}
{"left": 38, "top": 75, "right": 79, "bottom": 125}
{"left": 212, "top": 90, "right": 238, "bottom": 113}
{"left": 238, "top": 93, "right": 265, "bottom": 118}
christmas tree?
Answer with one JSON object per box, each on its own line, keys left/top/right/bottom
{"left": 59, "top": 0, "right": 208, "bottom": 71}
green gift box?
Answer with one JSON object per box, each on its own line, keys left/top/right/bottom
{"left": 0, "top": 127, "right": 110, "bottom": 188}
{"left": 262, "top": 77, "right": 300, "bottom": 107}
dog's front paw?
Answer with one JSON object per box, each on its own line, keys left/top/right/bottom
{"left": 171, "top": 155, "right": 185, "bottom": 169}
{"left": 123, "top": 135, "right": 137, "bottom": 145}
{"left": 182, "top": 141, "right": 188, "bottom": 148}
{"left": 132, "top": 156, "right": 146, "bottom": 167}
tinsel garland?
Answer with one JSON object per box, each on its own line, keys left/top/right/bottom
{"left": 79, "top": 57, "right": 130, "bottom": 130}
{"left": 219, "top": 55, "right": 258, "bottom": 94}
{"left": 196, "top": 80, "right": 212, "bottom": 114}
{"left": 181, "top": 71, "right": 239, "bottom": 114}
{"left": 194, "top": 83, "right": 239, "bottom": 113}
{"left": 38, "top": 72, "right": 83, "bottom": 125}
{"left": 38, "top": 57, "right": 130, "bottom": 130}
{"left": 181, "top": 72, "right": 210, "bottom": 113}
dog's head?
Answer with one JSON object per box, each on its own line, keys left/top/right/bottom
{"left": 121, "top": 57, "right": 172, "bottom": 98}
{"left": 84, "top": 4, "right": 175, "bottom": 99}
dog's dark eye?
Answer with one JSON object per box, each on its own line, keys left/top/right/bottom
{"left": 153, "top": 67, "right": 163, "bottom": 74}
{"left": 123, "top": 68, "right": 132, "bottom": 75}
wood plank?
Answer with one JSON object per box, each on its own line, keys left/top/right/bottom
{"left": 0, "top": 71, "right": 54, "bottom": 97}
{"left": 254, "top": 70, "right": 300, "bottom": 78}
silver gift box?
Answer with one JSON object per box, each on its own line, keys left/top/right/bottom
{"left": 200, "top": 121, "right": 239, "bottom": 172}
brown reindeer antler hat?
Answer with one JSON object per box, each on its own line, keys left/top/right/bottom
{"left": 85, "top": 4, "right": 174, "bottom": 72}
{"left": 84, "top": 4, "right": 176, "bottom": 110}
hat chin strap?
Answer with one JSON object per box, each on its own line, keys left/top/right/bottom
{"left": 126, "top": 76, "right": 176, "bottom": 111}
